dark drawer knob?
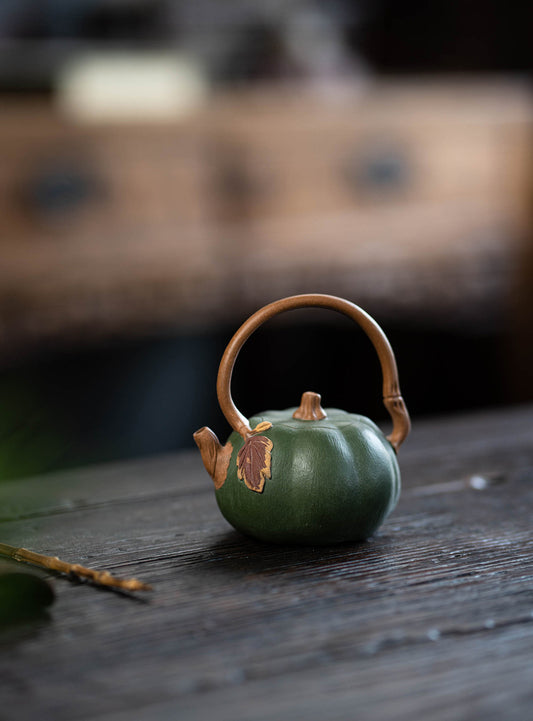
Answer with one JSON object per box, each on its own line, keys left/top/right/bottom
{"left": 22, "top": 161, "right": 103, "bottom": 217}
{"left": 343, "top": 144, "right": 411, "bottom": 194}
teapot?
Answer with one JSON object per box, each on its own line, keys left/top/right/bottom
{"left": 194, "top": 294, "right": 410, "bottom": 545}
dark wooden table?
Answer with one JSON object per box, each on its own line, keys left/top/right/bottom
{"left": 1, "top": 405, "right": 532, "bottom": 721}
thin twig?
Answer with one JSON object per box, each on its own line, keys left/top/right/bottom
{"left": 0, "top": 542, "right": 152, "bottom": 592}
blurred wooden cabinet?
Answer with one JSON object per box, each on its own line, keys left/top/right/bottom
{"left": 1, "top": 80, "right": 532, "bottom": 354}
{"left": 212, "top": 86, "right": 529, "bottom": 218}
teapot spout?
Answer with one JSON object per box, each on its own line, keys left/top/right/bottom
{"left": 193, "top": 427, "right": 233, "bottom": 490}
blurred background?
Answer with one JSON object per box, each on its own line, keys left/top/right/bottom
{"left": 1, "top": 0, "right": 533, "bottom": 480}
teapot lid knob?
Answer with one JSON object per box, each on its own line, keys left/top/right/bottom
{"left": 293, "top": 392, "right": 327, "bottom": 421}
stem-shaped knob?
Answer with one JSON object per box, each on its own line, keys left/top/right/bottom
{"left": 292, "top": 391, "right": 327, "bottom": 421}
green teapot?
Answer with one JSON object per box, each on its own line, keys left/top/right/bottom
{"left": 194, "top": 294, "right": 410, "bottom": 545}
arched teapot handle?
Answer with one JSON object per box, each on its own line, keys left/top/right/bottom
{"left": 217, "top": 294, "right": 411, "bottom": 452}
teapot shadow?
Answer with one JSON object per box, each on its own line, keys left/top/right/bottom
{"left": 192, "top": 529, "right": 391, "bottom": 578}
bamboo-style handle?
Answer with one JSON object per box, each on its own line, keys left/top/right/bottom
{"left": 216, "top": 294, "right": 410, "bottom": 451}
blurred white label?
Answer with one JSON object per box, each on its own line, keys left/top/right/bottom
{"left": 56, "top": 52, "right": 208, "bottom": 123}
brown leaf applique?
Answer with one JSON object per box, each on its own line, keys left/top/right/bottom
{"left": 237, "top": 424, "right": 273, "bottom": 493}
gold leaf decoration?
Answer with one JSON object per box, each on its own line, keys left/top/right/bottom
{"left": 237, "top": 433, "right": 273, "bottom": 493}
{"left": 251, "top": 421, "right": 272, "bottom": 435}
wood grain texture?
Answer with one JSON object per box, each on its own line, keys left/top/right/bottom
{"left": 0, "top": 405, "right": 532, "bottom": 721}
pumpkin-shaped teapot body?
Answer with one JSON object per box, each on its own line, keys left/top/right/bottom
{"left": 217, "top": 398, "right": 400, "bottom": 544}
{"left": 194, "top": 294, "right": 410, "bottom": 546}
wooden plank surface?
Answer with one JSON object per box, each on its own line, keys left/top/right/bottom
{"left": 1, "top": 405, "right": 533, "bottom": 721}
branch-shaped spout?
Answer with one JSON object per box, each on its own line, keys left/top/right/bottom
{"left": 193, "top": 427, "right": 233, "bottom": 489}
